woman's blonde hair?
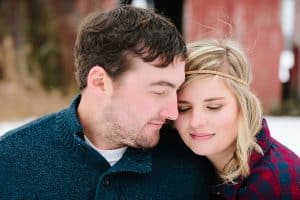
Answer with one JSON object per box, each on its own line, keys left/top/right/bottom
{"left": 185, "top": 39, "right": 263, "bottom": 183}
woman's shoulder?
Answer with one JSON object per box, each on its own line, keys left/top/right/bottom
{"left": 254, "top": 119, "right": 300, "bottom": 183}
{"left": 246, "top": 139, "right": 300, "bottom": 198}
{"left": 262, "top": 136, "right": 300, "bottom": 175}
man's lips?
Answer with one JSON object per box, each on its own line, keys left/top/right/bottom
{"left": 147, "top": 121, "right": 165, "bottom": 129}
{"left": 149, "top": 121, "right": 165, "bottom": 126}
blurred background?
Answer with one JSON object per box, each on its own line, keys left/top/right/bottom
{"left": 1, "top": 0, "right": 300, "bottom": 119}
{"left": 0, "top": 0, "right": 299, "bottom": 153}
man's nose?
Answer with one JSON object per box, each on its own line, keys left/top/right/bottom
{"left": 159, "top": 96, "right": 179, "bottom": 120}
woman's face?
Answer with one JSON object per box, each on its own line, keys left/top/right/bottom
{"left": 175, "top": 75, "right": 240, "bottom": 165}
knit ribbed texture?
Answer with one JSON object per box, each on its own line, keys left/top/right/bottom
{"left": 0, "top": 95, "right": 215, "bottom": 199}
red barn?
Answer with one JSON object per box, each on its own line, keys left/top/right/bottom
{"left": 184, "top": 0, "right": 284, "bottom": 113}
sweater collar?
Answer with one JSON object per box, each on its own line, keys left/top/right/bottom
{"left": 111, "top": 147, "right": 152, "bottom": 174}
{"left": 55, "top": 94, "right": 152, "bottom": 174}
{"left": 55, "top": 94, "right": 83, "bottom": 147}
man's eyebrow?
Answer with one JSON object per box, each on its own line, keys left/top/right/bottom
{"left": 149, "top": 81, "right": 176, "bottom": 88}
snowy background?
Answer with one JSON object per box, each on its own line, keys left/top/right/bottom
{"left": 0, "top": 116, "right": 299, "bottom": 156}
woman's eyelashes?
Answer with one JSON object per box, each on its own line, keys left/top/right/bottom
{"left": 177, "top": 104, "right": 223, "bottom": 113}
{"left": 178, "top": 105, "right": 191, "bottom": 113}
{"left": 207, "top": 105, "right": 222, "bottom": 110}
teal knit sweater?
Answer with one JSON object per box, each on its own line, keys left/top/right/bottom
{"left": 0, "top": 95, "right": 214, "bottom": 199}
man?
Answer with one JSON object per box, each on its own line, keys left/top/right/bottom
{"left": 0, "top": 5, "right": 214, "bottom": 199}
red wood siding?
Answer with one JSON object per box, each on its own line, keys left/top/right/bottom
{"left": 184, "top": 0, "right": 283, "bottom": 113}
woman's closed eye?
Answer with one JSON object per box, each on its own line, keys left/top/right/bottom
{"left": 207, "top": 105, "right": 222, "bottom": 110}
{"left": 178, "top": 106, "right": 191, "bottom": 113}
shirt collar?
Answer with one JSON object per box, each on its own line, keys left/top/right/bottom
{"left": 248, "top": 118, "right": 273, "bottom": 168}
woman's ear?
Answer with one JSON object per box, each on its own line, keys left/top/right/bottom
{"left": 86, "top": 66, "right": 113, "bottom": 95}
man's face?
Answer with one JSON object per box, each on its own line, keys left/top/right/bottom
{"left": 101, "top": 56, "right": 185, "bottom": 149}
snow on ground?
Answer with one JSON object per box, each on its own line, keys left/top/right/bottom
{"left": 265, "top": 116, "right": 300, "bottom": 156}
{"left": 0, "top": 116, "right": 299, "bottom": 155}
{"left": 0, "top": 118, "right": 35, "bottom": 136}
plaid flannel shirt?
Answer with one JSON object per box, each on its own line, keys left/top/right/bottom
{"left": 210, "top": 119, "right": 300, "bottom": 200}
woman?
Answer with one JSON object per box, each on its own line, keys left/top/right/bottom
{"left": 174, "top": 39, "right": 300, "bottom": 199}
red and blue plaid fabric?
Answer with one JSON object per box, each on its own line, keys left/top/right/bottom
{"left": 210, "top": 119, "right": 300, "bottom": 199}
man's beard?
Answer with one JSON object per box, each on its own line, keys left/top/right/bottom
{"left": 102, "top": 119, "right": 160, "bottom": 149}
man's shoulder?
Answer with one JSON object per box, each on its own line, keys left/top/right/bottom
{"left": 0, "top": 111, "right": 61, "bottom": 156}
{"left": 158, "top": 124, "right": 181, "bottom": 144}
{"left": 0, "top": 109, "right": 71, "bottom": 183}
{"left": 157, "top": 124, "right": 191, "bottom": 153}
{"left": 154, "top": 124, "right": 213, "bottom": 166}
{"left": 149, "top": 124, "right": 216, "bottom": 187}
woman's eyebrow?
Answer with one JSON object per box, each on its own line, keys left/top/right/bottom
{"left": 203, "top": 97, "right": 225, "bottom": 102}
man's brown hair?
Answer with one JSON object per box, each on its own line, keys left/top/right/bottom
{"left": 74, "top": 5, "right": 186, "bottom": 90}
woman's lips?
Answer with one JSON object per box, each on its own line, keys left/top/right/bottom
{"left": 190, "top": 132, "right": 215, "bottom": 140}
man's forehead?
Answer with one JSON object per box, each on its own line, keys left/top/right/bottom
{"left": 121, "top": 55, "right": 185, "bottom": 86}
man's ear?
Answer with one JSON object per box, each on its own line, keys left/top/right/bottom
{"left": 86, "top": 66, "right": 113, "bottom": 95}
